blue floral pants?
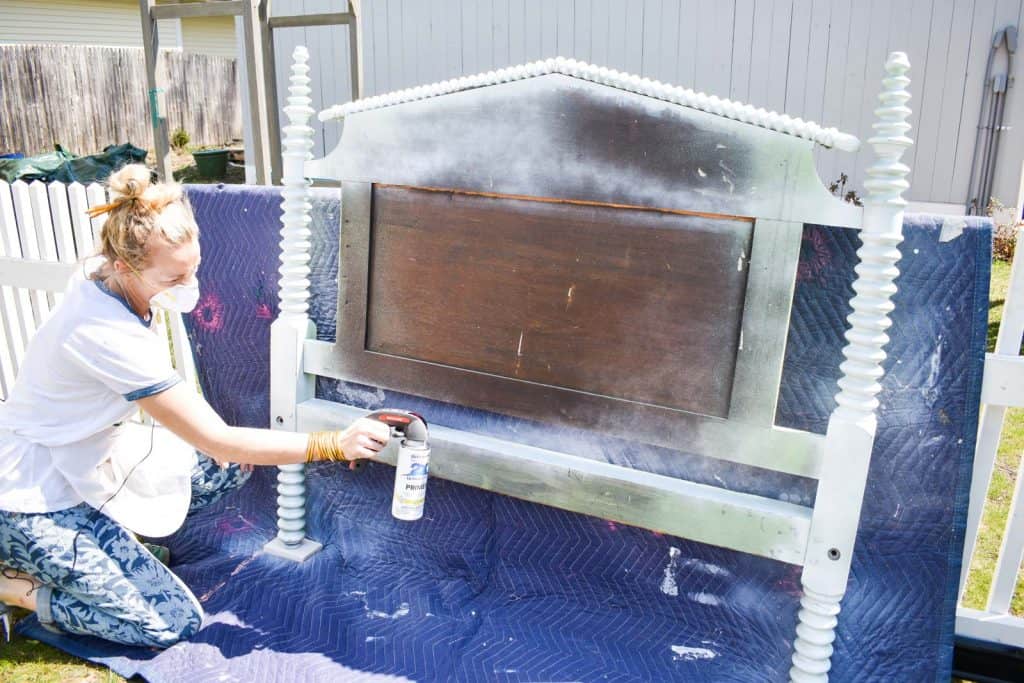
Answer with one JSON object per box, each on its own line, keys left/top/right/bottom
{"left": 0, "top": 453, "right": 250, "bottom": 647}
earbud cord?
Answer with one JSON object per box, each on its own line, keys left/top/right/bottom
{"left": 70, "top": 419, "right": 157, "bottom": 574}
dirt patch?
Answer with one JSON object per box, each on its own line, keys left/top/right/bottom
{"left": 145, "top": 148, "right": 247, "bottom": 185}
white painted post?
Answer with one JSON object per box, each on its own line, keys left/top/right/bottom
{"left": 10, "top": 181, "right": 48, "bottom": 328}
{"left": 29, "top": 181, "right": 61, "bottom": 311}
{"left": 988, "top": 442, "right": 1024, "bottom": 615}
{"left": 67, "top": 182, "right": 96, "bottom": 257}
{"left": 46, "top": 180, "right": 76, "bottom": 332}
{"left": 85, "top": 183, "right": 108, "bottom": 246}
{"left": 789, "top": 53, "right": 912, "bottom": 683}
{"left": 263, "top": 46, "right": 322, "bottom": 562}
{"left": 47, "top": 182, "right": 77, "bottom": 264}
{"left": 0, "top": 181, "right": 26, "bottom": 399}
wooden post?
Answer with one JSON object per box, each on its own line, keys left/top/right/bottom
{"left": 241, "top": 0, "right": 273, "bottom": 184}
{"left": 349, "top": 0, "right": 363, "bottom": 100}
{"left": 260, "top": 0, "right": 282, "bottom": 185}
{"left": 789, "top": 53, "right": 912, "bottom": 683}
{"left": 263, "top": 46, "right": 320, "bottom": 562}
{"left": 264, "top": 2, "right": 362, "bottom": 185}
{"left": 138, "top": 0, "right": 173, "bottom": 181}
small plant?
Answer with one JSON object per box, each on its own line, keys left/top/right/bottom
{"left": 987, "top": 197, "right": 1021, "bottom": 263}
{"left": 171, "top": 127, "right": 190, "bottom": 151}
{"left": 828, "top": 173, "right": 863, "bottom": 206}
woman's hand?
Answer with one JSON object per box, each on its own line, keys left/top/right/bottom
{"left": 333, "top": 418, "right": 391, "bottom": 469}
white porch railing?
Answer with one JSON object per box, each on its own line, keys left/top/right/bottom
{"left": 0, "top": 179, "right": 196, "bottom": 402}
{"left": 957, "top": 225, "right": 1024, "bottom": 648}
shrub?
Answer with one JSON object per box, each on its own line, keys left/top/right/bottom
{"left": 171, "top": 128, "right": 190, "bottom": 151}
{"left": 988, "top": 198, "right": 1020, "bottom": 262}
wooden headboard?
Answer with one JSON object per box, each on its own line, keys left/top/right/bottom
{"left": 268, "top": 49, "right": 914, "bottom": 682}
{"left": 301, "top": 63, "right": 865, "bottom": 479}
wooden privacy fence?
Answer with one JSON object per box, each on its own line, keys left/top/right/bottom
{"left": 0, "top": 179, "right": 195, "bottom": 402}
{"left": 0, "top": 44, "right": 241, "bottom": 156}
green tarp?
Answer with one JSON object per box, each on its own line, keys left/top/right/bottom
{"left": 0, "top": 143, "right": 147, "bottom": 184}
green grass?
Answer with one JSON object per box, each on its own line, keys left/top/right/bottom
{"left": 0, "top": 608, "right": 126, "bottom": 682}
{"left": 960, "top": 259, "right": 1024, "bottom": 617}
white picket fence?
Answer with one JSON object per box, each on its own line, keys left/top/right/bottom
{"left": 0, "top": 179, "right": 1021, "bottom": 650}
{"left": 0, "top": 179, "right": 195, "bottom": 402}
{"left": 957, "top": 225, "right": 1024, "bottom": 648}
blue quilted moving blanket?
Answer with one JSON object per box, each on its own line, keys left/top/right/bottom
{"left": 18, "top": 185, "right": 990, "bottom": 682}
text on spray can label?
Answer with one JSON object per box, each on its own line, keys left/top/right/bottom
{"left": 392, "top": 443, "right": 430, "bottom": 521}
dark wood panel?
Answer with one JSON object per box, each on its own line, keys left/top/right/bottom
{"left": 364, "top": 185, "right": 753, "bottom": 418}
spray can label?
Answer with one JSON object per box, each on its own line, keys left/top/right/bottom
{"left": 392, "top": 443, "right": 430, "bottom": 521}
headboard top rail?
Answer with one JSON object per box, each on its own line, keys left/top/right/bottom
{"left": 318, "top": 56, "right": 860, "bottom": 152}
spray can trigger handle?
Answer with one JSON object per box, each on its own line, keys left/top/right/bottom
{"left": 364, "top": 409, "right": 429, "bottom": 444}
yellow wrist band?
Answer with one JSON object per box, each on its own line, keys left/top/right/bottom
{"left": 305, "top": 431, "right": 347, "bottom": 463}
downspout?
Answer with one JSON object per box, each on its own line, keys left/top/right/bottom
{"left": 967, "top": 27, "right": 1017, "bottom": 214}
{"left": 981, "top": 27, "right": 1017, "bottom": 213}
{"left": 966, "top": 30, "right": 1004, "bottom": 214}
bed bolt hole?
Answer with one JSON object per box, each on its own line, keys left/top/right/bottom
{"left": 275, "top": 416, "right": 284, "bottom": 425}
{"left": 827, "top": 547, "right": 841, "bottom": 561}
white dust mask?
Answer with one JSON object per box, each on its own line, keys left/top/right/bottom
{"left": 150, "top": 280, "right": 200, "bottom": 313}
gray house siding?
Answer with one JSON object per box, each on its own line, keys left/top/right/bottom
{"left": 266, "top": 0, "right": 1024, "bottom": 211}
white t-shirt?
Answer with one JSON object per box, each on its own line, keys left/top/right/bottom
{"left": 0, "top": 257, "right": 194, "bottom": 534}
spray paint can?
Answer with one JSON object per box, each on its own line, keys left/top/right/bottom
{"left": 364, "top": 409, "right": 431, "bottom": 521}
{"left": 391, "top": 440, "right": 431, "bottom": 521}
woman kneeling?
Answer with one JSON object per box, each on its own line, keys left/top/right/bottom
{"left": 0, "top": 165, "right": 388, "bottom": 647}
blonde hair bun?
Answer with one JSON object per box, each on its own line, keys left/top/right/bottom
{"left": 89, "top": 164, "right": 198, "bottom": 275}
{"left": 108, "top": 164, "right": 152, "bottom": 200}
